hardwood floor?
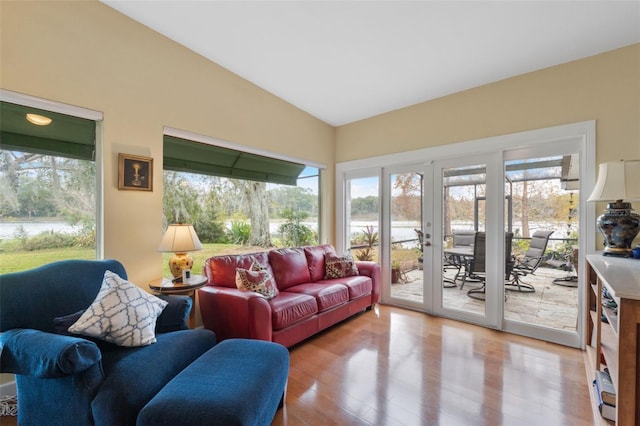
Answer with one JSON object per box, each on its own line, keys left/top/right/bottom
{"left": 272, "top": 305, "right": 593, "bottom": 426}
{"left": 0, "top": 305, "right": 593, "bottom": 426}
{"left": 0, "top": 412, "right": 16, "bottom": 425}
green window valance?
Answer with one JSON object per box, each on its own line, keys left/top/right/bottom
{"left": 163, "top": 135, "right": 305, "bottom": 186}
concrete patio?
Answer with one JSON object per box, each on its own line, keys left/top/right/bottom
{"left": 391, "top": 265, "right": 579, "bottom": 332}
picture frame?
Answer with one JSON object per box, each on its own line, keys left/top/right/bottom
{"left": 118, "top": 153, "right": 153, "bottom": 191}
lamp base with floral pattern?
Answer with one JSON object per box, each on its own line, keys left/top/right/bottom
{"left": 169, "top": 252, "right": 194, "bottom": 279}
{"left": 597, "top": 201, "right": 640, "bottom": 257}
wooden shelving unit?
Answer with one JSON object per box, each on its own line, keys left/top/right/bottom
{"left": 585, "top": 254, "right": 640, "bottom": 426}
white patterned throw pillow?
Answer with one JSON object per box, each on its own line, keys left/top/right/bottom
{"left": 68, "top": 270, "right": 168, "bottom": 347}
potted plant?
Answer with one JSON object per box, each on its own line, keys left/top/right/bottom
{"left": 391, "top": 260, "right": 402, "bottom": 283}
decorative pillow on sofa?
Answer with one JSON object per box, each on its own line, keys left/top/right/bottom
{"left": 68, "top": 270, "right": 168, "bottom": 347}
{"left": 235, "top": 260, "right": 278, "bottom": 299}
{"left": 324, "top": 253, "right": 359, "bottom": 279}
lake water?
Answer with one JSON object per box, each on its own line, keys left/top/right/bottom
{"left": 0, "top": 221, "right": 81, "bottom": 239}
{"left": 2, "top": 220, "right": 572, "bottom": 249}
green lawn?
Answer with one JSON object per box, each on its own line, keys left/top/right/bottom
{"left": 0, "top": 247, "right": 95, "bottom": 274}
{"left": 0, "top": 244, "right": 267, "bottom": 275}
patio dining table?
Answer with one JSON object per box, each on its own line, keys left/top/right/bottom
{"left": 444, "top": 246, "right": 474, "bottom": 257}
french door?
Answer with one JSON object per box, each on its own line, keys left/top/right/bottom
{"left": 431, "top": 154, "right": 502, "bottom": 328}
{"left": 337, "top": 122, "right": 594, "bottom": 348}
{"left": 378, "top": 157, "right": 507, "bottom": 327}
{"left": 382, "top": 164, "right": 431, "bottom": 310}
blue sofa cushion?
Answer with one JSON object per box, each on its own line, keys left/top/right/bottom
{"left": 154, "top": 294, "right": 192, "bottom": 333}
{"left": 53, "top": 310, "right": 120, "bottom": 352}
{"left": 138, "top": 339, "right": 289, "bottom": 426}
{"left": 0, "top": 329, "right": 101, "bottom": 377}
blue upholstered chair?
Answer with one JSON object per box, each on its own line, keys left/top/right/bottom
{"left": 0, "top": 259, "right": 217, "bottom": 426}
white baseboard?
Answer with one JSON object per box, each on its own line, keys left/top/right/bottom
{"left": 0, "top": 381, "right": 16, "bottom": 398}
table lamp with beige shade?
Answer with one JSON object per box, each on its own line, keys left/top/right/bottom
{"left": 158, "top": 223, "right": 203, "bottom": 281}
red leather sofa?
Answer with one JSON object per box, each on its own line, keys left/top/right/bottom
{"left": 198, "top": 244, "right": 381, "bottom": 348}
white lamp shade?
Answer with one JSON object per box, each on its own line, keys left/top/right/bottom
{"left": 587, "top": 160, "right": 640, "bottom": 202}
{"left": 158, "top": 224, "right": 203, "bottom": 253}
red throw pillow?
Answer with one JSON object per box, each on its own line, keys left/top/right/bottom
{"left": 235, "top": 261, "right": 278, "bottom": 299}
{"left": 324, "top": 253, "right": 359, "bottom": 279}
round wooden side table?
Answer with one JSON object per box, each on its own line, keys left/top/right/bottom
{"left": 149, "top": 274, "right": 207, "bottom": 329}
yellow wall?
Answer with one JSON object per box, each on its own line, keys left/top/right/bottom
{"left": 0, "top": 0, "right": 335, "bottom": 287}
{"left": 335, "top": 43, "right": 639, "bottom": 254}
{"left": 336, "top": 43, "right": 640, "bottom": 165}
{"left": 3, "top": 1, "right": 637, "bottom": 283}
{"left": 1, "top": 0, "right": 639, "bottom": 387}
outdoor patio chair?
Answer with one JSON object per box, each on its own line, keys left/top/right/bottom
{"left": 507, "top": 230, "right": 554, "bottom": 292}
{"left": 460, "top": 232, "right": 486, "bottom": 291}
{"left": 452, "top": 230, "right": 476, "bottom": 247}
{"left": 467, "top": 232, "right": 513, "bottom": 301}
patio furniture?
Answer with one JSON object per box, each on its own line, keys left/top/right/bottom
{"left": 443, "top": 230, "right": 476, "bottom": 286}
{"left": 452, "top": 230, "right": 476, "bottom": 247}
{"left": 550, "top": 245, "right": 578, "bottom": 287}
{"left": 467, "top": 232, "right": 513, "bottom": 300}
{"left": 507, "top": 230, "right": 554, "bottom": 292}
{"left": 460, "top": 232, "right": 486, "bottom": 291}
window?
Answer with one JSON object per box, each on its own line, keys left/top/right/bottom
{"left": 0, "top": 100, "right": 98, "bottom": 273}
{"left": 161, "top": 132, "right": 321, "bottom": 272}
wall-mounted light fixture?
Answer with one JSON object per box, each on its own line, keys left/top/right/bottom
{"left": 26, "top": 113, "right": 52, "bottom": 126}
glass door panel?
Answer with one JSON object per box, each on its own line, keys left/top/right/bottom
{"left": 346, "top": 175, "right": 380, "bottom": 264}
{"left": 441, "top": 164, "right": 487, "bottom": 316}
{"left": 504, "top": 154, "right": 580, "bottom": 334}
{"left": 388, "top": 169, "right": 425, "bottom": 305}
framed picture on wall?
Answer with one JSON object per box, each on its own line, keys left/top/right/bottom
{"left": 118, "top": 153, "right": 153, "bottom": 191}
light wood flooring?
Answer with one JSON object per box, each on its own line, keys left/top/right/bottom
{"left": 272, "top": 304, "right": 593, "bottom": 426}
{"left": 0, "top": 305, "right": 593, "bottom": 426}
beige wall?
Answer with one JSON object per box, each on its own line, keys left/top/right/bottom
{"left": 1, "top": 0, "right": 335, "bottom": 287}
{"left": 1, "top": 0, "right": 638, "bottom": 388}
{"left": 2, "top": 2, "right": 636, "bottom": 282}
{"left": 336, "top": 43, "right": 640, "bottom": 165}
{"left": 335, "top": 43, "right": 640, "bottom": 253}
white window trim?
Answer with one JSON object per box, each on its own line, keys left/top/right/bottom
{"left": 0, "top": 89, "right": 103, "bottom": 121}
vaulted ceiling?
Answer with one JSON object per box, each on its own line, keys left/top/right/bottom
{"left": 102, "top": 1, "right": 640, "bottom": 126}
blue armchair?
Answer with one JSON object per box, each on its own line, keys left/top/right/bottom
{"left": 0, "top": 259, "right": 217, "bottom": 426}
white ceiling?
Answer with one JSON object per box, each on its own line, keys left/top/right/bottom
{"left": 102, "top": 1, "right": 640, "bottom": 126}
